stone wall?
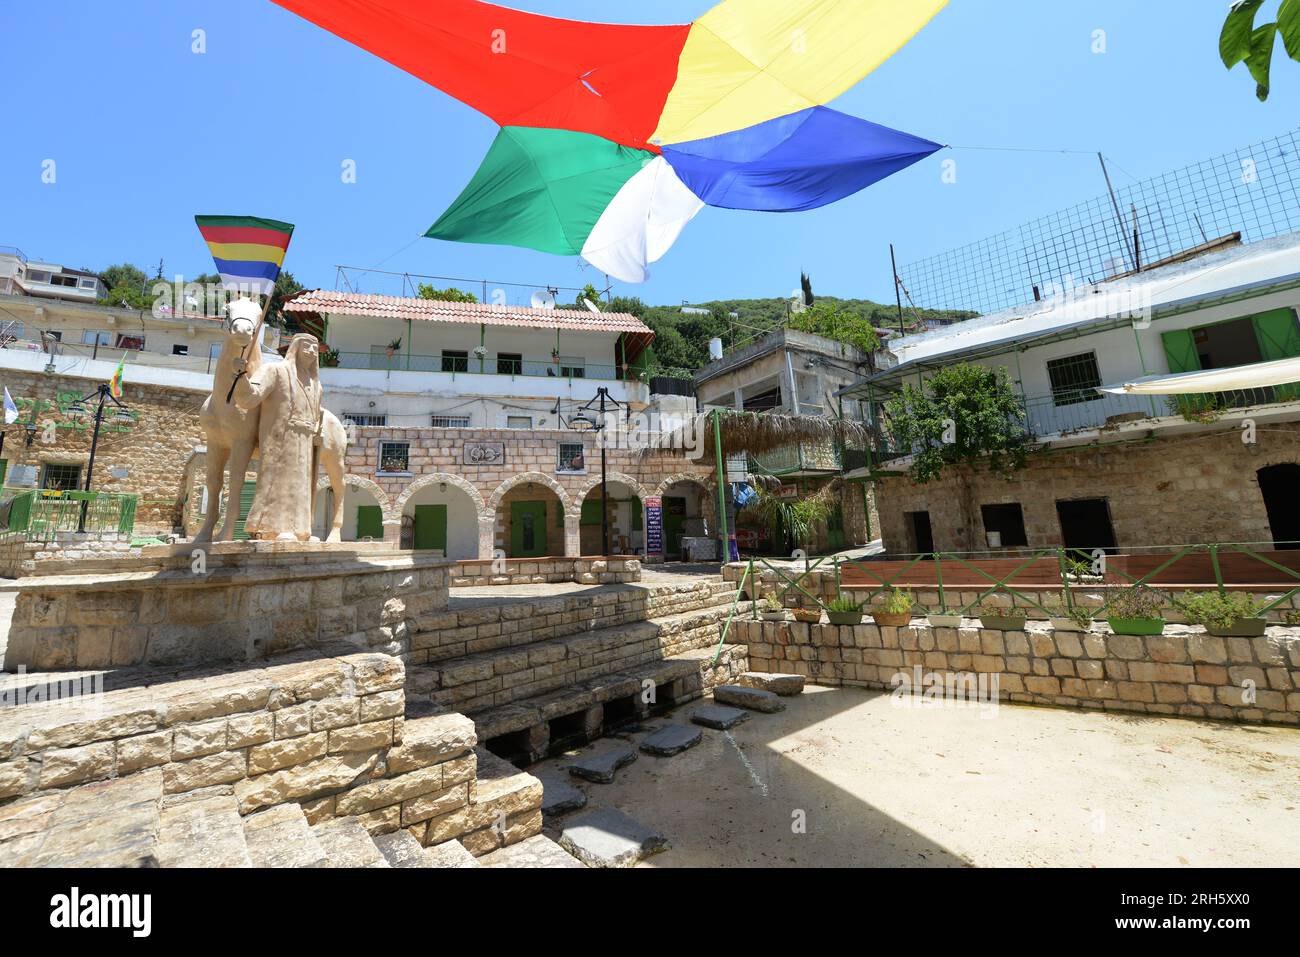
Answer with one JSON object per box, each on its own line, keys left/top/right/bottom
{"left": 1, "top": 543, "right": 452, "bottom": 671}
{"left": 0, "top": 367, "right": 206, "bottom": 534}
{"left": 0, "top": 532, "right": 139, "bottom": 578}
{"left": 732, "top": 617, "right": 1300, "bottom": 726}
{"left": 872, "top": 426, "right": 1300, "bottom": 553}
{"left": 451, "top": 556, "right": 642, "bottom": 586}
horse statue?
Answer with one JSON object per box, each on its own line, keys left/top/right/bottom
{"left": 194, "top": 298, "right": 350, "bottom": 543}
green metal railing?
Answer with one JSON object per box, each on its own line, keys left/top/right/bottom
{"left": 713, "top": 541, "right": 1300, "bottom": 651}
{"left": 1, "top": 489, "right": 138, "bottom": 542}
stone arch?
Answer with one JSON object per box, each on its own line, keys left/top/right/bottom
{"left": 488, "top": 471, "right": 572, "bottom": 511}
{"left": 314, "top": 473, "right": 395, "bottom": 522}
{"left": 576, "top": 471, "right": 650, "bottom": 506}
{"left": 395, "top": 472, "right": 487, "bottom": 518}
{"left": 654, "top": 471, "right": 714, "bottom": 497}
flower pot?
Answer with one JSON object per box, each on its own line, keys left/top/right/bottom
{"left": 1204, "top": 617, "right": 1267, "bottom": 637}
{"left": 760, "top": 610, "right": 791, "bottom": 622}
{"left": 871, "top": 611, "right": 912, "bottom": 627}
{"left": 1107, "top": 616, "right": 1165, "bottom": 636}
{"left": 979, "top": 615, "right": 1027, "bottom": 631}
{"left": 790, "top": 608, "right": 822, "bottom": 624}
{"left": 826, "top": 611, "right": 864, "bottom": 626}
{"left": 927, "top": 614, "right": 963, "bottom": 628}
{"left": 1050, "top": 617, "right": 1092, "bottom": 632}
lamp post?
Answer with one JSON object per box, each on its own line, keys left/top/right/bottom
{"left": 71, "top": 382, "right": 128, "bottom": 533}
{"left": 555, "top": 386, "right": 624, "bottom": 557}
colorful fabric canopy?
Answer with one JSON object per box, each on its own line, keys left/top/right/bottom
{"left": 273, "top": 0, "right": 948, "bottom": 282}
{"left": 661, "top": 107, "right": 941, "bottom": 212}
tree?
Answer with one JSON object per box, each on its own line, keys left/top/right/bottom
{"left": 99, "top": 263, "right": 149, "bottom": 294}
{"left": 787, "top": 302, "right": 881, "bottom": 355}
{"left": 416, "top": 283, "right": 478, "bottom": 303}
{"left": 268, "top": 271, "right": 305, "bottom": 329}
{"left": 1221, "top": 0, "right": 1300, "bottom": 100}
{"left": 884, "top": 363, "right": 1028, "bottom": 550}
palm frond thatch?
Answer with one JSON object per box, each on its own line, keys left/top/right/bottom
{"left": 646, "top": 411, "right": 872, "bottom": 463}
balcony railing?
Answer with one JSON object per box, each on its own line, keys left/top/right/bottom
{"left": 327, "top": 351, "right": 631, "bottom": 381}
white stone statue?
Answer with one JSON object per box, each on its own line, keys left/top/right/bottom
{"left": 194, "top": 300, "right": 350, "bottom": 544}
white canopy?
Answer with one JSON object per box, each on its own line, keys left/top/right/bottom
{"left": 1100, "top": 356, "right": 1300, "bottom": 395}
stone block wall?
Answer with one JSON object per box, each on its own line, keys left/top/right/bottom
{"left": 2, "top": 546, "right": 452, "bottom": 671}
{"left": 0, "top": 533, "right": 140, "bottom": 578}
{"left": 732, "top": 617, "right": 1300, "bottom": 726}
{"left": 450, "top": 556, "right": 642, "bottom": 586}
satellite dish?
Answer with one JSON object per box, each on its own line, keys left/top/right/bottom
{"left": 530, "top": 290, "right": 556, "bottom": 310}
{"left": 581, "top": 297, "right": 601, "bottom": 313}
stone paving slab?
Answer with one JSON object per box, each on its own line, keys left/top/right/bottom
{"left": 639, "top": 724, "right": 703, "bottom": 757}
{"left": 690, "top": 704, "right": 750, "bottom": 730}
{"left": 565, "top": 743, "right": 637, "bottom": 784}
{"left": 558, "top": 807, "right": 668, "bottom": 868}
{"left": 537, "top": 772, "right": 587, "bottom": 816}
{"left": 713, "top": 685, "right": 785, "bottom": 713}
{"left": 735, "top": 672, "right": 805, "bottom": 696}
{"left": 479, "top": 833, "right": 586, "bottom": 868}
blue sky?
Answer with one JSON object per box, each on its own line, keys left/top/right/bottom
{"left": 2, "top": 0, "right": 1298, "bottom": 307}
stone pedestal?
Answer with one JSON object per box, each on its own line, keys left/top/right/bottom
{"left": 1, "top": 541, "right": 453, "bottom": 670}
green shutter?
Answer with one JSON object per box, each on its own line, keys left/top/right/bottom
{"left": 413, "top": 504, "right": 447, "bottom": 551}
{"left": 581, "top": 497, "right": 604, "bottom": 526}
{"left": 1160, "top": 329, "right": 1201, "bottom": 373}
{"left": 1252, "top": 308, "right": 1300, "bottom": 401}
{"left": 355, "top": 504, "right": 383, "bottom": 540}
{"left": 233, "top": 483, "right": 256, "bottom": 540}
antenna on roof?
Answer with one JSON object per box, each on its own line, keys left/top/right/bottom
{"left": 530, "top": 289, "right": 556, "bottom": 310}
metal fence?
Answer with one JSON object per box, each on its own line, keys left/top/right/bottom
{"left": 896, "top": 128, "right": 1300, "bottom": 318}
{"left": 0, "top": 489, "right": 138, "bottom": 542}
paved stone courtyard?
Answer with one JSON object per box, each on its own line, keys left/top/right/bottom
{"left": 533, "top": 685, "right": 1300, "bottom": 867}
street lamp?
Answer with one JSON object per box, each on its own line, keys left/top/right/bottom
{"left": 554, "top": 387, "right": 625, "bottom": 557}
{"left": 70, "top": 382, "right": 129, "bottom": 533}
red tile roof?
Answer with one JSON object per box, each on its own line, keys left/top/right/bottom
{"left": 284, "top": 290, "right": 653, "bottom": 336}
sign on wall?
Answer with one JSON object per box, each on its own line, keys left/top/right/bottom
{"left": 463, "top": 441, "right": 505, "bottom": 466}
{"left": 644, "top": 495, "right": 663, "bottom": 554}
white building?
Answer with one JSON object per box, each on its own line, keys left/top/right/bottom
{"left": 0, "top": 248, "right": 107, "bottom": 304}
{"left": 283, "top": 291, "right": 655, "bottom": 429}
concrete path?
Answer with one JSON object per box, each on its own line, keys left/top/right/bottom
{"left": 535, "top": 686, "right": 1300, "bottom": 867}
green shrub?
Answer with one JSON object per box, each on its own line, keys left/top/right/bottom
{"left": 977, "top": 600, "right": 1026, "bottom": 619}
{"left": 1180, "top": 592, "right": 1267, "bottom": 630}
{"left": 827, "top": 595, "right": 864, "bottom": 613}
{"left": 870, "top": 587, "right": 914, "bottom": 616}
{"left": 1045, "top": 595, "right": 1094, "bottom": 628}
{"left": 1106, "top": 585, "right": 1166, "bottom": 620}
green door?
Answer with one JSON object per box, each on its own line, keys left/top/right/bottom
{"left": 1252, "top": 307, "right": 1300, "bottom": 400}
{"left": 663, "top": 496, "right": 687, "bottom": 559}
{"left": 510, "top": 501, "right": 548, "bottom": 558}
{"left": 233, "top": 482, "right": 256, "bottom": 540}
{"left": 413, "top": 504, "right": 447, "bottom": 552}
{"left": 355, "top": 504, "right": 383, "bottom": 540}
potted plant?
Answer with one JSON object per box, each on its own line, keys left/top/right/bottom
{"left": 1180, "top": 592, "right": 1268, "bottom": 637}
{"left": 1286, "top": 608, "right": 1300, "bottom": 626}
{"left": 977, "top": 601, "right": 1028, "bottom": 631}
{"left": 759, "top": 592, "right": 791, "bottom": 622}
{"left": 385, "top": 337, "right": 402, "bottom": 359}
{"left": 551, "top": 347, "right": 561, "bottom": 364}
{"left": 869, "top": 587, "right": 915, "bottom": 627}
{"left": 1105, "top": 585, "right": 1167, "bottom": 636}
{"left": 826, "top": 595, "right": 865, "bottom": 626}
{"left": 1045, "top": 594, "right": 1094, "bottom": 632}
{"left": 790, "top": 604, "right": 823, "bottom": 623}
{"left": 321, "top": 347, "right": 340, "bottom": 368}
{"left": 472, "top": 344, "right": 488, "bottom": 361}
{"left": 927, "top": 608, "right": 963, "bottom": 627}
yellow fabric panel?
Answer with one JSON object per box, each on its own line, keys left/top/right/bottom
{"left": 653, "top": 0, "right": 947, "bottom": 145}
{"left": 204, "top": 242, "right": 288, "bottom": 266}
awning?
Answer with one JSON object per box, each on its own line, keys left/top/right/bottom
{"left": 1101, "top": 356, "right": 1300, "bottom": 395}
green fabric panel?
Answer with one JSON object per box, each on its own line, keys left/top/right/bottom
{"left": 355, "top": 504, "right": 383, "bottom": 540}
{"left": 1160, "top": 329, "right": 1201, "bottom": 374}
{"left": 426, "top": 127, "right": 651, "bottom": 254}
{"left": 1251, "top": 308, "right": 1300, "bottom": 360}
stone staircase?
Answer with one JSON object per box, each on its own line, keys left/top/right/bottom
{"left": 405, "top": 578, "right": 750, "bottom": 765}
{"left": 0, "top": 742, "right": 577, "bottom": 868}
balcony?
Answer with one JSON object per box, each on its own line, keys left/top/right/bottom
{"left": 327, "top": 351, "right": 627, "bottom": 381}
{"left": 750, "top": 439, "right": 843, "bottom": 476}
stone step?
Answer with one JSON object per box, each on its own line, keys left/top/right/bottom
{"left": 157, "top": 792, "right": 252, "bottom": 868}
{"left": 424, "top": 838, "right": 482, "bottom": 867}
{"left": 464, "top": 644, "right": 748, "bottom": 765}
{"left": 478, "top": 833, "right": 586, "bottom": 868}
{"left": 373, "top": 829, "right": 438, "bottom": 867}
{"left": 313, "top": 816, "right": 391, "bottom": 867}
{"left": 0, "top": 769, "right": 164, "bottom": 867}
{"left": 558, "top": 807, "right": 668, "bottom": 868}
{"left": 242, "top": 802, "right": 328, "bottom": 868}
{"left": 713, "top": 684, "right": 785, "bottom": 714}
{"left": 406, "top": 603, "right": 737, "bottom": 715}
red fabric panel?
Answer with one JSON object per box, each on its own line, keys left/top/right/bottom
{"left": 272, "top": 0, "right": 689, "bottom": 149}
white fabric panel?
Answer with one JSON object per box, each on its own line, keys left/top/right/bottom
{"left": 1101, "top": 356, "right": 1300, "bottom": 394}
{"left": 581, "top": 157, "right": 704, "bottom": 283}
